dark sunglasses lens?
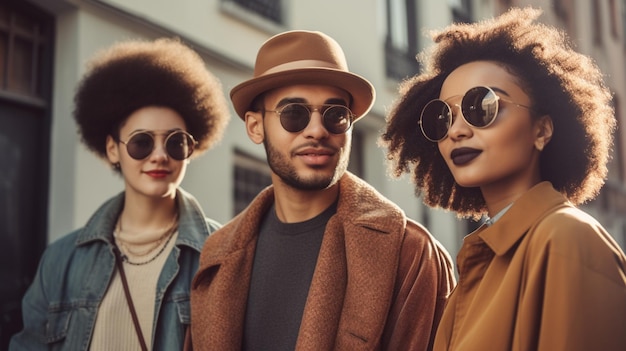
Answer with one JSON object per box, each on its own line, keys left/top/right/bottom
{"left": 126, "top": 133, "right": 154, "bottom": 159}
{"left": 166, "top": 132, "right": 194, "bottom": 160}
{"left": 421, "top": 100, "right": 451, "bottom": 141}
{"left": 279, "top": 104, "right": 310, "bottom": 132}
{"left": 461, "top": 87, "right": 498, "bottom": 127}
{"left": 323, "top": 106, "right": 352, "bottom": 134}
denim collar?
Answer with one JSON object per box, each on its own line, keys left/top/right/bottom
{"left": 75, "top": 188, "right": 210, "bottom": 252}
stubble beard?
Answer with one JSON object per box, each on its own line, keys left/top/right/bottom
{"left": 263, "top": 138, "right": 350, "bottom": 191}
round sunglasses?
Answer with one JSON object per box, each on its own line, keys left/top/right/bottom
{"left": 265, "top": 103, "right": 354, "bottom": 134}
{"left": 117, "top": 130, "right": 197, "bottom": 160}
{"left": 419, "top": 86, "right": 532, "bottom": 142}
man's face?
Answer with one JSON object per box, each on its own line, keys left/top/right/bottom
{"left": 248, "top": 84, "right": 353, "bottom": 191}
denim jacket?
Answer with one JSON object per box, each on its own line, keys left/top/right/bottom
{"left": 9, "top": 188, "right": 220, "bottom": 351}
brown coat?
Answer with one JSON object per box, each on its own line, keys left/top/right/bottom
{"left": 434, "top": 182, "right": 626, "bottom": 351}
{"left": 189, "top": 172, "right": 455, "bottom": 351}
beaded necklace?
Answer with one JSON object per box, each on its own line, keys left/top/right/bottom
{"left": 114, "top": 214, "right": 179, "bottom": 266}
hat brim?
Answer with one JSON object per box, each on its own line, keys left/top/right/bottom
{"left": 230, "top": 68, "right": 375, "bottom": 121}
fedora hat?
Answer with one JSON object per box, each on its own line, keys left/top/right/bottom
{"left": 230, "top": 30, "right": 375, "bottom": 121}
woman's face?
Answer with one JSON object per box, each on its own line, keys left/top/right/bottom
{"left": 106, "top": 106, "right": 189, "bottom": 201}
{"left": 436, "top": 61, "right": 550, "bottom": 201}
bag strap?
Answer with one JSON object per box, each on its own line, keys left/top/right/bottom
{"left": 114, "top": 247, "right": 149, "bottom": 351}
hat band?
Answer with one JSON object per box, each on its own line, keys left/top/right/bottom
{"left": 260, "top": 59, "right": 345, "bottom": 76}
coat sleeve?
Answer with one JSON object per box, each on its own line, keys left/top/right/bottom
{"left": 381, "top": 221, "right": 456, "bottom": 351}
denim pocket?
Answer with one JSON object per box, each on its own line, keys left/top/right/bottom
{"left": 176, "top": 298, "right": 191, "bottom": 325}
{"left": 45, "top": 309, "right": 71, "bottom": 343}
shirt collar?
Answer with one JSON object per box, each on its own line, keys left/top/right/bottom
{"left": 485, "top": 203, "right": 514, "bottom": 226}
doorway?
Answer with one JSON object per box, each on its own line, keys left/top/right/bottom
{"left": 0, "top": 1, "right": 53, "bottom": 347}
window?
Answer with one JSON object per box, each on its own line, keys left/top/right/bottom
{"left": 385, "top": 0, "right": 420, "bottom": 81}
{"left": 551, "top": 0, "right": 575, "bottom": 35}
{"left": 221, "top": 0, "right": 284, "bottom": 28}
{"left": 230, "top": 0, "right": 281, "bottom": 23}
{"left": 610, "top": 0, "right": 620, "bottom": 39}
{"left": 623, "top": 0, "right": 626, "bottom": 43}
{"left": 610, "top": 97, "right": 624, "bottom": 182}
{"left": 499, "top": 0, "right": 513, "bottom": 9}
{"left": 0, "top": 2, "right": 49, "bottom": 102}
{"left": 448, "top": 0, "right": 472, "bottom": 23}
{"left": 233, "top": 150, "right": 272, "bottom": 215}
{"left": 348, "top": 127, "right": 364, "bottom": 177}
{"left": 592, "top": 0, "right": 603, "bottom": 45}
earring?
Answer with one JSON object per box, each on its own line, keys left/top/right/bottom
{"left": 112, "top": 162, "right": 121, "bottom": 170}
{"left": 535, "top": 141, "right": 544, "bottom": 151}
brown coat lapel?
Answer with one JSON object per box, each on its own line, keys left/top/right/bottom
{"left": 190, "top": 173, "right": 406, "bottom": 350}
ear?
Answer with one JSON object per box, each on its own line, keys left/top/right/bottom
{"left": 245, "top": 111, "right": 265, "bottom": 145}
{"left": 106, "top": 135, "right": 120, "bottom": 164}
{"left": 534, "top": 115, "right": 553, "bottom": 151}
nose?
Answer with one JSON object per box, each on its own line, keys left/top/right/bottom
{"left": 149, "top": 136, "right": 169, "bottom": 162}
{"left": 301, "top": 109, "right": 330, "bottom": 139}
{"left": 446, "top": 104, "right": 472, "bottom": 140}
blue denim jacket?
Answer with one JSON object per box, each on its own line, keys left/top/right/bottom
{"left": 9, "top": 188, "right": 220, "bottom": 351}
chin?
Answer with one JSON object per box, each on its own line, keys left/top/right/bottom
{"left": 452, "top": 178, "right": 483, "bottom": 189}
{"left": 147, "top": 186, "right": 178, "bottom": 199}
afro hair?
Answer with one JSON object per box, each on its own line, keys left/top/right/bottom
{"left": 381, "top": 7, "right": 616, "bottom": 219}
{"left": 74, "top": 37, "right": 230, "bottom": 160}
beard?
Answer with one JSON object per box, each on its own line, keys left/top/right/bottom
{"left": 263, "top": 137, "right": 350, "bottom": 191}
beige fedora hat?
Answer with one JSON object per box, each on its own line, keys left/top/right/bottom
{"left": 230, "top": 30, "right": 375, "bottom": 121}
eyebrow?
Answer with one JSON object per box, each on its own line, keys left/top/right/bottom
{"left": 275, "top": 97, "right": 349, "bottom": 108}
{"left": 490, "top": 86, "right": 512, "bottom": 97}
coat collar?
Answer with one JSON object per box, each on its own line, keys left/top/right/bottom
{"left": 475, "top": 181, "right": 571, "bottom": 256}
{"left": 74, "top": 187, "right": 211, "bottom": 252}
{"left": 197, "top": 172, "right": 408, "bottom": 264}
{"left": 336, "top": 172, "right": 407, "bottom": 235}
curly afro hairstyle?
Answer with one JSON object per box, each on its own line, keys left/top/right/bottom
{"left": 381, "top": 7, "right": 616, "bottom": 219}
{"left": 74, "top": 37, "right": 230, "bottom": 162}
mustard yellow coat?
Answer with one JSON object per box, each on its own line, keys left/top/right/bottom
{"left": 189, "top": 172, "right": 455, "bottom": 351}
{"left": 434, "top": 182, "right": 626, "bottom": 351}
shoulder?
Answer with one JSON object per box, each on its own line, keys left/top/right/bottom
{"left": 204, "top": 204, "right": 255, "bottom": 246}
{"left": 337, "top": 173, "right": 406, "bottom": 230}
{"left": 531, "top": 205, "right": 609, "bottom": 249}
{"left": 201, "top": 187, "right": 275, "bottom": 256}
{"left": 338, "top": 173, "right": 401, "bottom": 212}
{"left": 395, "top": 219, "right": 456, "bottom": 297}
{"left": 204, "top": 217, "right": 222, "bottom": 233}
{"left": 403, "top": 218, "right": 454, "bottom": 264}
{"left": 36, "top": 229, "right": 84, "bottom": 277}
{"left": 176, "top": 188, "right": 223, "bottom": 243}
{"left": 177, "top": 188, "right": 209, "bottom": 220}
{"left": 44, "top": 229, "right": 82, "bottom": 256}
{"left": 527, "top": 205, "right": 626, "bottom": 281}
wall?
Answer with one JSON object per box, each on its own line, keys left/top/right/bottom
{"left": 31, "top": 0, "right": 463, "bottom": 253}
